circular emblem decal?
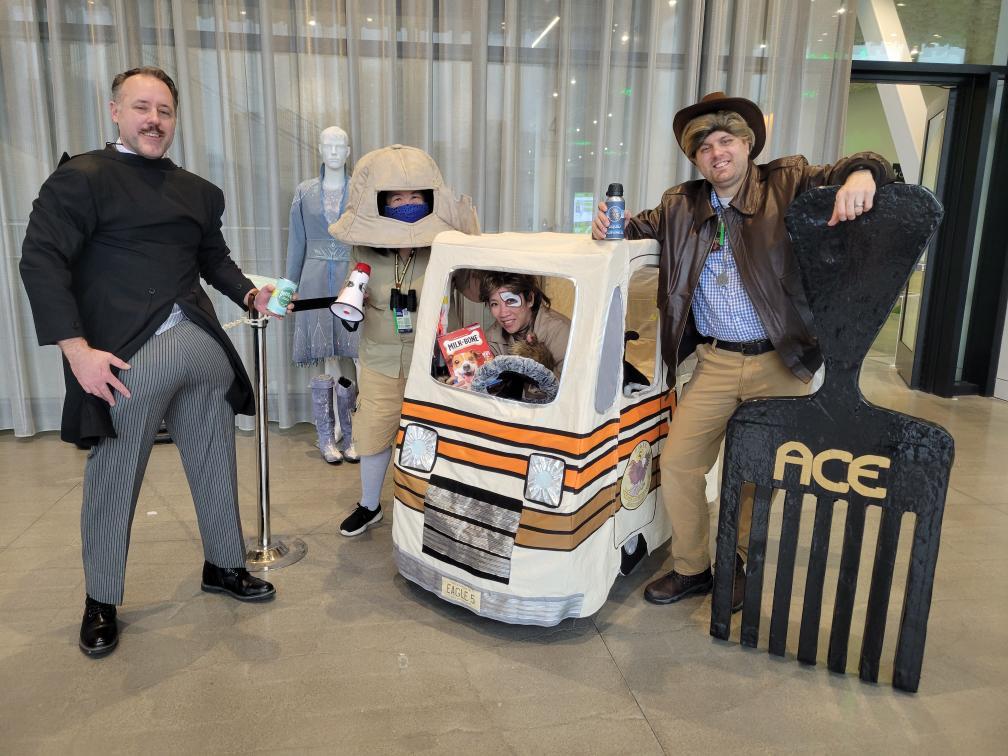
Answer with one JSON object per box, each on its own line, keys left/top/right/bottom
{"left": 620, "top": 440, "right": 652, "bottom": 510}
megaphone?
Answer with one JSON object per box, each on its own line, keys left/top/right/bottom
{"left": 330, "top": 262, "right": 371, "bottom": 322}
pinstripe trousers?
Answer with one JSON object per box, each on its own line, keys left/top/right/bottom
{"left": 82, "top": 320, "right": 247, "bottom": 604}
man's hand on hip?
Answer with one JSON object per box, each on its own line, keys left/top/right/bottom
{"left": 828, "top": 169, "right": 876, "bottom": 226}
{"left": 58, "top": 337, "right": 131, "bottom": 406}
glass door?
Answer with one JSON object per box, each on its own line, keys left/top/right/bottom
{"left": 895, "top": 91, "right": 951, "bottom": 385}
{"left": 842, "top": 82, "right": 953, "bottom": 380}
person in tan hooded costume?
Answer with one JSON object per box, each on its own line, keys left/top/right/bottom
{"left": 328, "top": 144, "right": 479, "bottom": 536}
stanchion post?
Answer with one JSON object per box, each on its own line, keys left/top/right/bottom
{"left": 244, "top": 306, "right": 307, "bottom": 571}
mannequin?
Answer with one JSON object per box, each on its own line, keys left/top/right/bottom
{"left": 285, "top": 126, "right": 360, "bottom": 464}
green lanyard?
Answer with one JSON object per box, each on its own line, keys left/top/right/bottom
{"left": 713, "top": 195, "right": 728, "bottom": 251}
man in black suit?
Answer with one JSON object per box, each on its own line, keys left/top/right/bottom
{"left": 20, "top": 66, "right": 282, "bottom": 657}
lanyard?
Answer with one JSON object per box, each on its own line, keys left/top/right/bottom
{"left": 395, "top": 251, "right": 415, "bottom": 291}
{"left": 711, "top": 195, "right": 732, "bottom": 287}
{"left": 712, "top": 195, "right": 729, "bottom": 251}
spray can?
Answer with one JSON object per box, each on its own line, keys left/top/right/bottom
{"left": 604, "top": 183, "right": 625, "bottom": 240}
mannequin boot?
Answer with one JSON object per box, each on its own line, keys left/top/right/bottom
{"left": 336, "top": 377, "right": 360, "bottom": 463}
{"left": 310, "top": 375, "right": 343, "bottom": 464}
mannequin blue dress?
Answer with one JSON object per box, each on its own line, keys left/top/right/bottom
{"left": 285, "top": 165, "right": 359, "bottom": 365}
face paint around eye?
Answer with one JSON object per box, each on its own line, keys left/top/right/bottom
{"left": 499, "top": 291, "right": 523, "bottom": 308}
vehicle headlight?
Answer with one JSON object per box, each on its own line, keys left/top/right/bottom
{"left": 400, "top": 423, "right": 438, "bottom": 472}
{"left": 525, "top": 453, "right": 565, "bottom": 508}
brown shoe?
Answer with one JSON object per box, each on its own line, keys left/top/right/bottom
{"left": 643, "top": 567, "right": 713, "bottom": 605}
{"left": 731, "top": 555, "right": 746, "bottom": 614}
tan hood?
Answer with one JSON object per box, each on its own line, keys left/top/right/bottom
{"left": 329, "top": 144, "right": 480, "bottom": 247}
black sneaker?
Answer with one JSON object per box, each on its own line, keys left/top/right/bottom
{"left": 339, "top": 503, "right": 383, "bottom": 536}
{"left": 619, "top": 535, "right": 647, "bottom": 576}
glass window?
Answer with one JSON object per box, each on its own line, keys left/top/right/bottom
{"left": 853, "top": 0, "right": 1006, "bottom": 65}
{"left": 432, "top": 269, "right": 574, "bottom": 405}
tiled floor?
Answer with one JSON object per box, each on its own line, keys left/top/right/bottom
{"left": 2, "top": 360, "right": 1007, "bottom": 754}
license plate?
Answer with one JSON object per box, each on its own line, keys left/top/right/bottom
{"left": 441, "top": 577, "right": 481, "bottom": 612}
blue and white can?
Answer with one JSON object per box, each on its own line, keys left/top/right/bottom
{"left": 604, "top": 182, "right": 625, "bottom": 240}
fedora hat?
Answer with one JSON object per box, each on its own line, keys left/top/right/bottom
{"left": 673, "top": 92, "right": 766, "bottom": 159}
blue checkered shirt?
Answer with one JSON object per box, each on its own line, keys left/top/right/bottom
{"left": 692, "top": 191, "right": 768, "bottom": 342}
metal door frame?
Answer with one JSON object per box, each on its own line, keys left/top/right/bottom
{"left": 852, "top": 61, "right": 1006, "bottom": 396}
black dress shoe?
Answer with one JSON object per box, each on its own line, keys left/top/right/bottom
{"left": 619, "top": 535, "right": 648, "bottom": 576}
{"left": 80, "top": 595, "right": 119, "bottom": 657}
{"left": 201, "top": 561, "right": 276, "bottom": 602}
{"left": 643, "top": 567, "right": 713, "bottom": 605}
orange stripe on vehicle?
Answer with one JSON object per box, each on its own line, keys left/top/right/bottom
{"left": 621, "top": 389, "right": 675, "bottom": 423}
{"left": 436, "top": 439, "right": 618, "bottom": 494}
{"left": 401, "top": 401, "right": 617, "bottom": 456}
{"left": 616, "top": 424, "right": 666, "bottom": 460}
{"left": 438, "top": 440, "right": 529, "bottom": 476}
{"left": 619, "top": 394, "right": 664, "bottom": 428}
{"left": 564, "top": 450, "right": 618, "bottom": 491}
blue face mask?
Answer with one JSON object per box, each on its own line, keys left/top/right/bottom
{"left": 385, "top": 202, "right": 430, "bottom": 223}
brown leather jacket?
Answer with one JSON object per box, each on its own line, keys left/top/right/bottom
{"left": 626, "top": 153, "right": 895, "bottom": 382}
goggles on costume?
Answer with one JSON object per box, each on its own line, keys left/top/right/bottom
{"left": 385, "top": 201, "right": 431, "bottom": 223}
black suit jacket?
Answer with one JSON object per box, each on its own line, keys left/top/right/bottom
{"left": 20, "top": 146, "right": 256, "bottom": 447}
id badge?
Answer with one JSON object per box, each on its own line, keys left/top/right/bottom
{"left": 394, "top": 308, "right": 413, "bottom": 334}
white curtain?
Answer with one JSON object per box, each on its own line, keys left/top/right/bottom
{"left": 0, "top": 0, "right": 856, "bottom": 436}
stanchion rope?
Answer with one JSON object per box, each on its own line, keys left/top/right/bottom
{"left": 221, "top": 316, "right": 261, "bottom": 331}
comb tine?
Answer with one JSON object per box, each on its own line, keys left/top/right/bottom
{"left": 892, "top": 506, "right": 943, "bottom": 693}
{"left": 740, "top": 485, "right": 773, "bottom": 647}
{"left": 859, "top": 507, "right": 902, "bottom": 684}
{"left": 710, "top": 471, "right": 743, "bottom": 640}
{"left": 827, "top": 498, "right": 867, "bottom": 674}
{"left": 797, "top": 496, "right": 834, "bottom": 665}
{"left": 769, "top": 488, "right": 803, "bottom": 657}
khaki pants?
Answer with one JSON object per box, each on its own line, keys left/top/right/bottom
{"left": 659, "top": 343, "right": 809, "bottom": 575}
{"left": 352, "top": 363, "right": 407, "bottom": 457}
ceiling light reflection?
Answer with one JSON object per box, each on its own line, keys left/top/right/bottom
{"left": 531, "top": 16, "right": 560, "bottom": 48}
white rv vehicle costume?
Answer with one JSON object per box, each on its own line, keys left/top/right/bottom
{"left": 391, "top": 231, "right": 675, "bottom": 625}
